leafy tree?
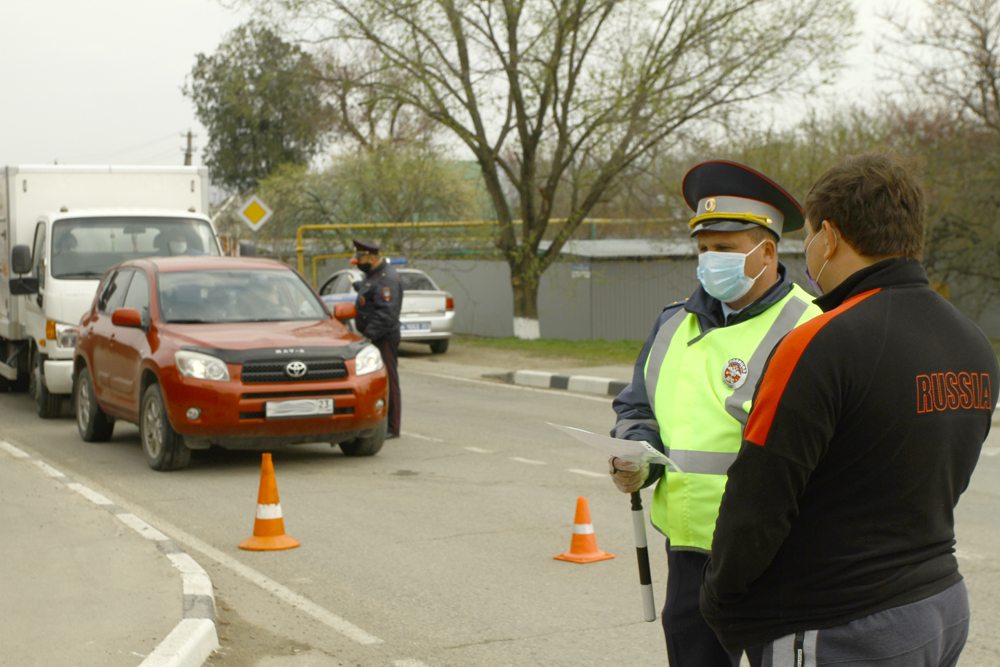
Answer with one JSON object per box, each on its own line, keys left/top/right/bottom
{"left": 185, "top": 22, "right": 332, "bottom": 191}
{"left": 234, "top": 0, "right": 855, "bottom": 338}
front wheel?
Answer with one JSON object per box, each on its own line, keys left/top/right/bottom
{"left": 429, "top": 339, "right": 449, "bottom": 354}
{"left": 140, "top": 384, "right": 191, "bottom": 471}
{"left": 339, "top": 418, "right": 387, "bottom": 457}
{"left": 75, "top": 366, "right": 114, "bottom": 442}
{"left": 30, "top": 348, "right": 62, "bottom": 419}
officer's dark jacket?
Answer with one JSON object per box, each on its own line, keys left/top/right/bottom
{"left": 612, "top": 263, "right": 799, "bottom": 487}
{"left": 354, "top": 261, "right": 402, "bottom": 342}
{"left": 701, "top": 258, "right": 1000, "bottom": 651}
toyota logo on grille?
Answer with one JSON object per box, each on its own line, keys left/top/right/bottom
{"left": 285, "top": 361, "right": 308, "bottom": 378}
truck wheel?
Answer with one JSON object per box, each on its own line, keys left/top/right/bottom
{"left": 75, "top": 366, "right": 114, "bottom": 442}
{"left": 140, "top": 384, "right": 191, "bottom": 471}
{"left": 30, "top": 348, "right": 62, "bottom": 419}
{"left": 339, "top": 418, "right": 387, "bottom": 457}
{"left": 429, "top": 339, "right": 449, "bottom": 354}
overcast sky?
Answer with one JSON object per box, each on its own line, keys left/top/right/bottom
{"left": 1, "top": 0, "right": 922, "bottom": 168}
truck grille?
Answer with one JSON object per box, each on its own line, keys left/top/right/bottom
{"left": 241, "top": 359, "right": 349, "bottom": 384}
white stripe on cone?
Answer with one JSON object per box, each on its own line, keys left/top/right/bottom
{"left": 256, "top": 503, "right": 283, "bottom": 520}
{"left": 572, "top": 523, "right": 595, "bottom": 535}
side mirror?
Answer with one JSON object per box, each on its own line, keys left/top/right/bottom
{"left": 111, "top": 308, "right": 143, "bottom": 328}
{"left": 9, "top": 278, "right": 39, "bottom": 295}
{"left": 334, "top": 302, "right": 357, "bottom": 320}
{"left": 11, "top": 245, "right": 32, "bottom": 275}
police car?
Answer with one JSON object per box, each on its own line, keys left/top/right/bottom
{"left": 319, "top": 263, "right": 455, "bottom": 354}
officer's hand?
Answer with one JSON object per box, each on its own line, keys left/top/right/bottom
{"left": 608, "top": 457, "right": 648, "bottom": 493}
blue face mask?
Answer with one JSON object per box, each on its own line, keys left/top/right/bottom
{"left": 696, "top": 240, "right": 767, "bottom": 303}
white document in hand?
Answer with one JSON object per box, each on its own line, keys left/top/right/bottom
{"left": 547, "top": 422, "right": 684, "bottom": 473}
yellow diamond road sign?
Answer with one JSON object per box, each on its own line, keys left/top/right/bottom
{"left": 239, "top": 196, "right": 273, "bottom": 232}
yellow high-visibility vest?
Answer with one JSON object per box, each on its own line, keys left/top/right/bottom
{"left": 644, "top": 285, "right": 821, "bottom": 552}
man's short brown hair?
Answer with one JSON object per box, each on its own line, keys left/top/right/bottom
{"left": 804, "top": 152, "right": 925, "bottom": 259}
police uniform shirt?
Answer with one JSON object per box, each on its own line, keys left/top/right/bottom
{"left": 355, "top": 262, "right": 403, "bottom": 341}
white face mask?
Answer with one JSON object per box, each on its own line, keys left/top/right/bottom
{"left": 696, "top": 240, "right": 767, "bottom": 303}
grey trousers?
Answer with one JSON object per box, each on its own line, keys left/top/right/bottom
{"left": 764, "top": 581, "right": 969, "bottom": 667}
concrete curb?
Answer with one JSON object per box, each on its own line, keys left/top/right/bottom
{"left": 0, "top": 440, "right": 219, "bottom": 667}
{"left": 488, "top": 370, "right": 629, "bottom": 397}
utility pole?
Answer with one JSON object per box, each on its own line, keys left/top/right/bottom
{"left": 181, "top": 130, "right": 196, "bottom": 165}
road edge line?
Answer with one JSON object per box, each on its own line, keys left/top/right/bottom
{"left": 0, "top": 440, "right": 219, "bottom": 667}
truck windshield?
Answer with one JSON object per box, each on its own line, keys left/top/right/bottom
{"left": 157, "top": 270, "right": 330, "bottom": 324}
{"left": 51, "top": 217, "right": 220, "bottom": 280}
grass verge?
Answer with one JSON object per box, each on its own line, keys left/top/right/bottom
{"left": 453, "top": 334, "right": 644, "bottom": 365}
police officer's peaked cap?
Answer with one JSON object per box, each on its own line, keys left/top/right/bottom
{"left": 682, "top": 161, "right": 804, "bottom": 239}
{"left": 352, "top": 239, "right": 382, "bottom": 254}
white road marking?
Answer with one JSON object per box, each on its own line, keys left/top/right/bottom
{"left": 567, "top": 469, "right": 605, "bottom": 478}
{"left": 956, "top": 550, "right": 985, "bottom": 561}
{"left": 394, "top": 661, "right": 431, "bottom": 667}
{"left": 109, "top": 505, "right": 383, "bottom": 646}
{"left": 464, "top": 446, "right": 493, "bottom": 454}
{"left": 406, "top": 369, "right": 612, "bottom": 403}
{"left": 402, "top": 431, "right": 443, "bottom": 442}
{"left": 510, "top": 456, "right": 546, "bottom": 465}
{"left": 0, "top": 440, "right": 30, "bottom": 458}
{"left": 982, "top": 447, "right": 999, "bottom": 457}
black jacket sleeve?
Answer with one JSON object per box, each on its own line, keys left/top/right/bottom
{"left": 700, "top": 321, "right": 844, "bottom": 642}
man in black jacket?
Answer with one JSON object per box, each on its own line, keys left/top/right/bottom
{"left": 700, "top": 152, "right": 999, "bottom": 666}
{"left": 353, "top": 239, "right": 403, "bottom": 438}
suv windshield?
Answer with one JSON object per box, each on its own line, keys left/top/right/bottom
{"left": 51, "top": 217, "right": 220, "bottom": 280}
{"left": 158, "top": 270, "right": 330, "bottom": 324}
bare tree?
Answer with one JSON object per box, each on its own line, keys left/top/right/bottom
{"left": 242, "top": 0, "right": 853, "bottom": 337}
{"left": 880, "top": 0, "right": 1000, "bottom": 134}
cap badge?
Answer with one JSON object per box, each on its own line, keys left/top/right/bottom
{"left": 704, "top": 198, "right": 717, "bottom": 213}
{"left": 723, "top": 358, "right": 749, "bottom": 390}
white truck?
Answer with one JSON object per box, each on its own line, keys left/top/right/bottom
{"left": 0, "top": 165, "right": 222, "bottom": 417}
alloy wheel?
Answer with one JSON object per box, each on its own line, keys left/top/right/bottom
{"left": 143, "top": 397, "right": 164, "bottom": 459}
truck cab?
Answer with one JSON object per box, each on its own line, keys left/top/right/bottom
{"left": 14, "top": 210, "right": 222, "bottom": 416}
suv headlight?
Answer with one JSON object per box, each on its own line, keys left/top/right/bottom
{"left": 355, "top": 344, "right": 384, "bottom": 376}
{"left": 175, "top": 350, "right": 231, "bottom": 381}
{"left": 55, "top": 323, "right": 78, "bottom": 349}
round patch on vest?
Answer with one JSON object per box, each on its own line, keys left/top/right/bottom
{"left": 723, "top": 358, "right": 748, "bottom": 390}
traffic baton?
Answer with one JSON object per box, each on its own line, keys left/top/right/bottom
{"left": 631, "top": 491, "right": 656, "bottom": 621}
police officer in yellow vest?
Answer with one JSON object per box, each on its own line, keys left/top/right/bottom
{"left": 609, "top": 161, "right": 822, "bottom": 667}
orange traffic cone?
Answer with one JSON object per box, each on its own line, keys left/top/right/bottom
{"left": 554, "top": 496, "right": 614, "bottom": 564}
{"left": 239, "top": 453, "right": 300, "bottom": 551}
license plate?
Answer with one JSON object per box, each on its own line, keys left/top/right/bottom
{"left": 401, "top": 322, "right": 430, "bottom": 331}
{"left": 265, "top": 398, "right": 334, "bottom": 419}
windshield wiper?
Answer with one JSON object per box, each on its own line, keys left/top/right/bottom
{"left": 55, "top": 271, "right": 104, "bottom": 279}
{"left": 167, "top": 319, "right": 211, "bottom": 324}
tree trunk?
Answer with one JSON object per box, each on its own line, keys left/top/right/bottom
{"left": 511, "top": 265, "right": 541, "bottom": 340}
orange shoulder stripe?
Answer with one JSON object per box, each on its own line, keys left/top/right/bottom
{"left": 744, "top": 289, "right": 881, "bottom": 446}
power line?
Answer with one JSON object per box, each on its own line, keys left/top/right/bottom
{"left": 61, "top": 132, "right": 178, "bottom": 162}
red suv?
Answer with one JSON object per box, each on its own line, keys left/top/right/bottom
{"left": 73, "top": 256, "right": 388, "bottom": 470}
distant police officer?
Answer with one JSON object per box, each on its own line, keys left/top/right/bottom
{"left": 352, "top": 239, "right": 403, "bottom": 439}
{"left": 609, "top": 162, "right": 823, "bottom": 667}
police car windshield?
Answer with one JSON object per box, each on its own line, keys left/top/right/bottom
{"left": 157, "top": 270, "right": 329, "bottom": 324}
{"left": 51, "top": 218, "right": 220, "bottom": 280}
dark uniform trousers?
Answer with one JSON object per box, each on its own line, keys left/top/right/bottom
{"left": 665, "top": 545, "right": 763, "bottom": 667}
{"left": 372, "top": 331, "right": 401, "bottom": 436}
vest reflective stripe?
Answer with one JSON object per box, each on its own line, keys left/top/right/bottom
{"left": 645, "top": 309, "right": 689, "bottom": 416}
{"left": 644, "top": 285, "right": 821, "bottom": 552}
{"left": 665, "top": 449, "right": 738, "bottom": 475}
{"left": 724, "top": 296, "right": 810, "bottom": 425}
{"left": 612, "top": 418, "right": 660, "bottom": 438}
